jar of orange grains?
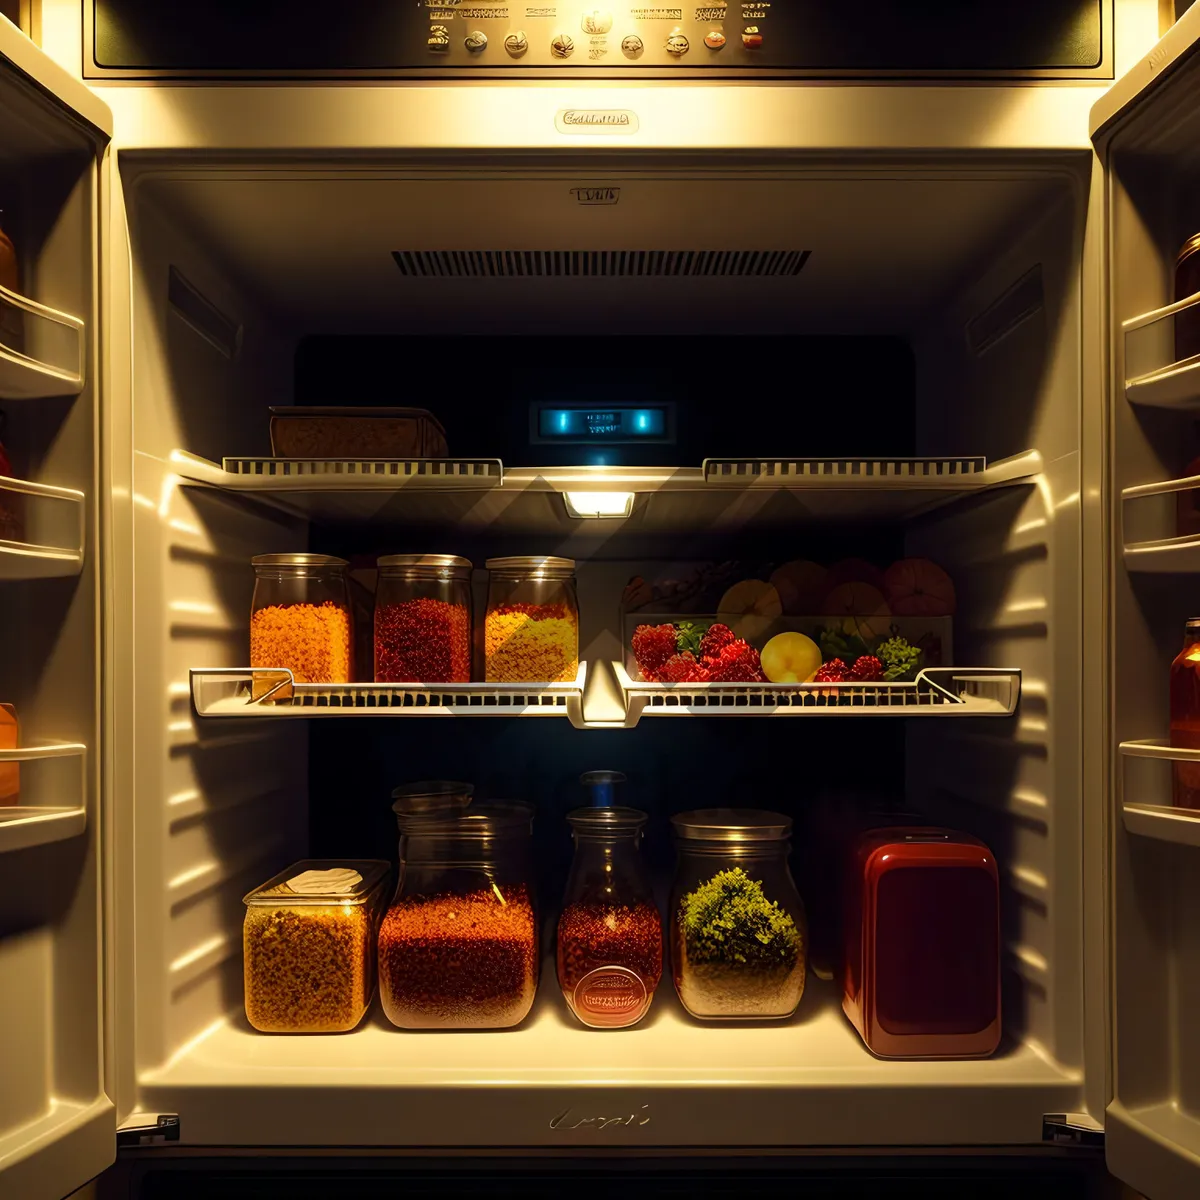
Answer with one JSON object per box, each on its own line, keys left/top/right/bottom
{"left": 250, "top": 553, "right": 352, "bottom": 698}
{"left": 484, "top": 556, "right": 578, "bottom": 683}
{"left": 375, "top": 554, "right": 472, "bottom": 683}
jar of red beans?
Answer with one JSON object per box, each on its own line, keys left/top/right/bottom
{"left": 557, "top": 806, "right": 662, "bottom": 1029}
{"left": 484, "top": 556, "right": 578, "bottom": 683}
{"left": 374, "top": 554, "right": 472, "bottom": 683}
{"left": 378, "top": 803, "right": 538, "bottom": 1030}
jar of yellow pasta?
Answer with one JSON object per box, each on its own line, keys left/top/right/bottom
{"left": 484, "top": 557, "right": 578, "bottom": 683}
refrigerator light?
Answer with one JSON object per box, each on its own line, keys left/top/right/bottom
{"left": 563, "top": 491, "right": 635, "bottom": 519}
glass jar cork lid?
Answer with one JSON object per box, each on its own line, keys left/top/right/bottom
{"left": 486, "top": 556, "right": 575, "bottom": 578}
{"left": 243, "top": 859, "right": 389, "bottom": 906}
{"left": 671, "top": 808, "right": 792, "bottom": 843}
{"left": 568, "top": 806, "right": 648, "bottom": 837}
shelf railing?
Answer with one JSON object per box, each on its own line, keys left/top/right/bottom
{"left": 1119, "top": 738, "right": 1200, "bottom": 846}
{"left": 0, "top": 742, "right": 88, "bottom": 854}
{"left": 0, "top": 282, "right": 85, "bottom": 401}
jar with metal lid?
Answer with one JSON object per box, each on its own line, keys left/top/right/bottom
{"left": 1176, "top": 233, "right": 1200, "bottom": 364}
{"left": 374, "top": 554, "right": 472, "bottom": 683}
{"left": 250, "top": 554, "right": 352, "bottom": 696}
{"left": 484, "top": 556, "right": 578, "bottom": 683}
{"left": 670, "top": 808, "right": 807, "bottom": 1021}
{"left": 557, "top": 805, "right": 662, "bottom": 1029}
{"left": 378, "top": 802, "right": 538, "bottom": 1029}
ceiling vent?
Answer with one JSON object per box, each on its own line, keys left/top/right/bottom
{"left": 391, "top": 249, "right": 811, "bottom": 278}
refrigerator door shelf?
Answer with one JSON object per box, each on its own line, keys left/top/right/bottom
{"left": 0, "top": 283, "right": 86, "bottom": 401}
{"left": 0, "top": 476, "right": 85, "bottom": 579}
{"left": 0, "top": 742, "right": 88, "bottom": 854}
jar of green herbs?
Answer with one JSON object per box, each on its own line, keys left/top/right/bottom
{"left": 669, "top": 809, "right": 807, "bottom": 1021}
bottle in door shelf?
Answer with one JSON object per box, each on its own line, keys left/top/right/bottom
{"left": 0, "top": 213, "right": 22, "bottom": 353}
{"left": 0, "top": 410, "right": 24, "bottom": 543}
{"left": 1170, "top": 618, "right": 1200, "bottom": 809}
{"left": 0, "top": 703, "right": 18, "bottom": 806}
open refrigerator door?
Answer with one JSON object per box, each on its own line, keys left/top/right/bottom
{"left": 0, "top": 15, "right": 114, "bottom": 1200}
{"left": 1092, "top": 6, "right": 1200, "bottom": 1198}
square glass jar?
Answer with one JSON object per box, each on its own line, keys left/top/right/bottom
{"left": 243, "top": 859, "right": 390, "bottom": 1033}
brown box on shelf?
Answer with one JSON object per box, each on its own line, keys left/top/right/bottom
{"left": 268, "top": 406, "right": 448, "bottom": 459}
{"left": 0, "top": 702, "right": 18, "bottom": 806}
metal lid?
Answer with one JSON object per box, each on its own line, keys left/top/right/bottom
{"left": 391, "top": 780, "right": 474, "bottom": 816}
{"left": 485, "top": 555, "right": 575, "bottom": 576}
{"left": 1187, "top": 618, "right": 1200, "bottom": 628}
{"left": 1177, "top": 233, "right": 1200, "bottom": 266}
{"left": 671, "top": 808, "right": 792, "bottom": 843}
{"left": 243, "top": 859, "right": 389, "bottom": 906}
{"left": 397, "top": 801, "right": 535, "bottom": 839}
{"left": 567, "top": 805, "right": 647, "bottom": 835}
{"left": 377, "top": 554, "right": 472, "bottom": 574}
{"left": 251, "top": 553, "right": 347, "bottom": 569}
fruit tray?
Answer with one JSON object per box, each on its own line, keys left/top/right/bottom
{"left": 614, "top": 663, "right": 1020, "bottom": 722}
{"left": 623, "top": 613, "right": 951, "bottom": 686}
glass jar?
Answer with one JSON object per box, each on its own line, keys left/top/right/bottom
{"left": 484, "top": 556, "right": 578, "bottom": 683}
{"left": 250, "top": 553, "right": 352, "bottom": 697}
{"left": 1170, "top": 618, "right": 1200, "bottom": 809}
{"left": 379, "top": 803, "right": 538, "bottom": 1029}
{"left": 557, "top": 807, "right": 662, "bottom": 1029}
{"left": 374, "top": 554, "right": 472, "bottom": 683}
{"left": 670, "top": 808, "right": 807, "bottom": 1021}
{"left": 1175, "top": 232, "right": 1200, "bottom": 364}
{"left": 242, "top": 859, "right": 390, "bottom": 1033}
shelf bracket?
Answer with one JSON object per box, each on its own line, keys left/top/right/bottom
{"left": 116, "top": 1113, "right": 181, "bottom": 1148}
{"left": 1041, "top": 1112, "right": 1104, "bottom": 1148}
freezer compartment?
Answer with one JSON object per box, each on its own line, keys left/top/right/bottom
{"left": 117, "top": 153, "right": 1087, "bottom": 1148}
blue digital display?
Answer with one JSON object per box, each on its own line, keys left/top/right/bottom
{"left": 537, "top": 407, "right": 667, "bottom": 441}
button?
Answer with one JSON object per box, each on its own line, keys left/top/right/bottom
{"left": 704, "top": 30, "right": 727, "bottom": 50}
{"left": 427, "top": 25, "right": 450, "bottom": 51}
{"left": 552, "top": 33, "right": 575, "bottom": 58}
{"left": 742, "top": 25, "right": 763, "bottom": 48}
{"left": 581, "top": 9, "right": 613, "bottom": 34}
{"left": 504, "top": 31, "right": 529, "bottom": 57}
{"left": 464, "top": 30, "right": 488, "bottom": 52}
{"left": 666, "top": 32, "right": 689, "bottom": 55}
{"left": 621, "top": 34, "right": 644, "bottom": 57}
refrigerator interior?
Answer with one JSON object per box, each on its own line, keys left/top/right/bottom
{"left": 106, "top": 152, "right": 1095, "bottom": 1149}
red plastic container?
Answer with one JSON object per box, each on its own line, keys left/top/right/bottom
{"left": 842, "top": 826, "right": 1000, "bottom": 1059}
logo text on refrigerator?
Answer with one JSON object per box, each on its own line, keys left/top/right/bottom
{"left": 550, "top": 1104, "right": 651, "bottom": 1131}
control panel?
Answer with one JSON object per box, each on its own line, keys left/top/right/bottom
{"left": 420, "top": 3, "right": 777, "bottom": 68}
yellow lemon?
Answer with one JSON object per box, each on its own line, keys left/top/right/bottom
{"left": 760, "top": 632, "right": 823, "bottom": 684}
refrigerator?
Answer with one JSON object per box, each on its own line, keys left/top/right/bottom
{"left": 1, "top": 0, "right": 1199, "bottom": 1196}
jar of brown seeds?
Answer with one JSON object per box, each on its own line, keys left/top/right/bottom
{"left": 243, "top": 859, "right": 390, "bottom": 1034}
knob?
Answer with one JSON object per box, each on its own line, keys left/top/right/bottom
{"left": 742, "top": 26, "right": 763, "bottom": 48}
{"left": 504, "top": 31, "right": 529, "bottom": 57}
{"left": 621, "top": 34, "right": 644, "bottom": 57}
{"left": 552, "top": 33, "right": 575, "bottom": 58}
{"left": 665, "top": 32, "right": 689, "bottom": 56}
{"left": 427, "top": 25, "right": 450, "bottom": 52}
{"left": 464, "top": 30, "right": 488, "bottom": 52}
{"left": 704, "top": 30, "right": 727, "bottom": 50}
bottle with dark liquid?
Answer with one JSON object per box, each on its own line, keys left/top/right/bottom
{"left": 1169, "top": 618, "right": 1200, "bottom": 808}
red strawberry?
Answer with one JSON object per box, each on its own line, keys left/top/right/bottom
{"left": 632, "top": 623, "right": 679, "bottom": 681}
{"left": 851, "top": 654, "right": 884, "bottom": 682}
{"left": 699, "top": 622, "right": 736, "bottom": 661}
{"left": 658, "top": 652, "right": 701, "bottom": 683}
{"left": 812, "top": 658, "right": 850, "bottom": 683}
{"left": 705, "top": 639, "right": 765, "bottom": 683}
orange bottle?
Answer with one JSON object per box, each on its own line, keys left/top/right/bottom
{"left": 1169, "top": 618, "right": 1200, "bottom": 808}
